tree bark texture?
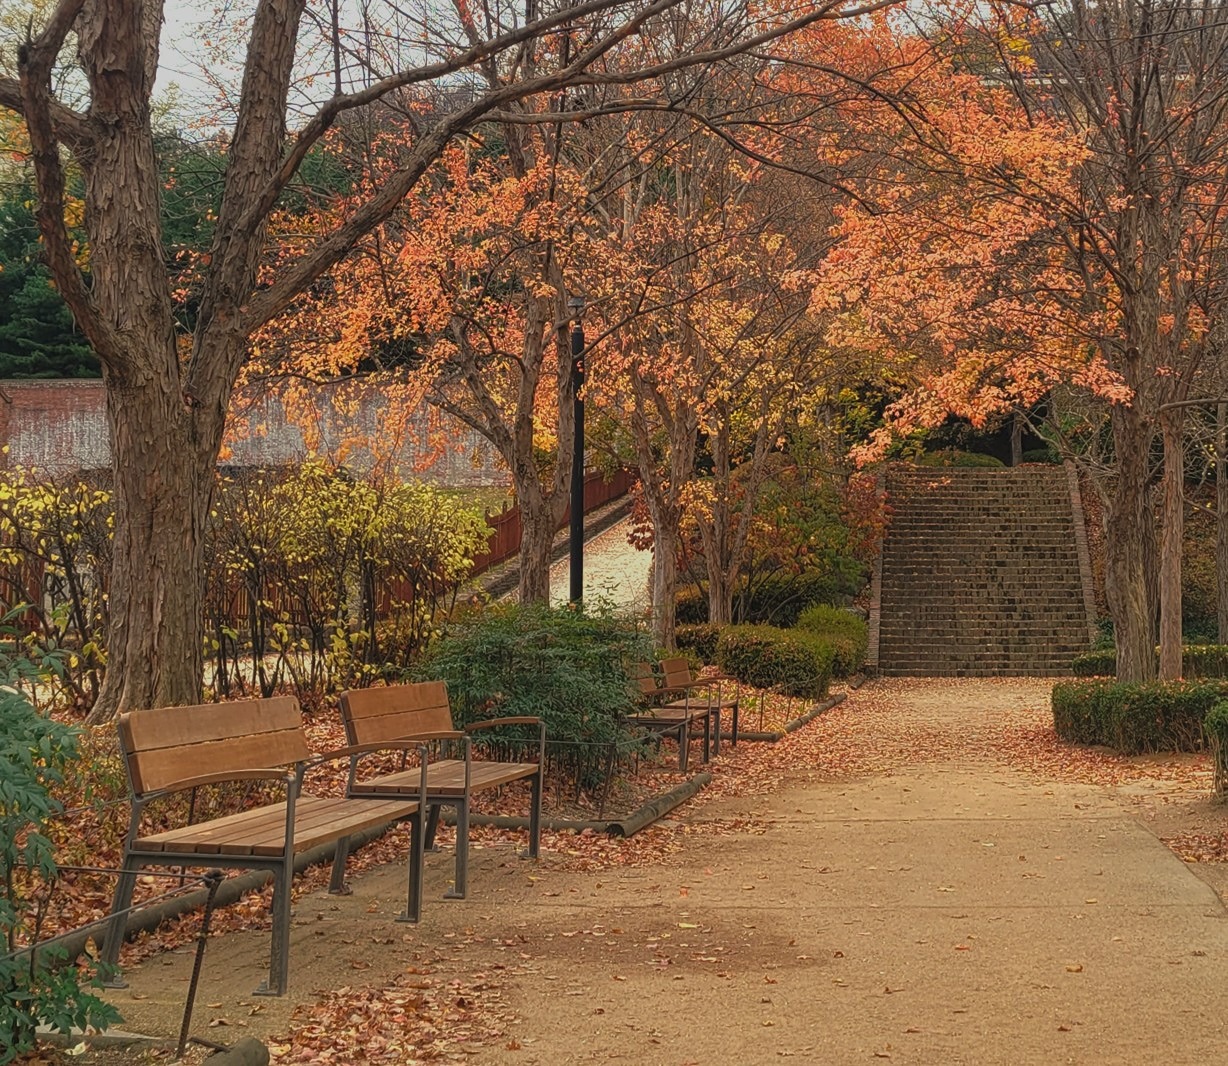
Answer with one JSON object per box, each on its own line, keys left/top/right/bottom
{"left": 1218, "top": 402, "right": 1228, "bottom": 643}
{"left": 1105, "top": 402, "right": 1157, "bottom": 681}
{"left": 1158, "top": 406, "right": 1184, "bottom": 680}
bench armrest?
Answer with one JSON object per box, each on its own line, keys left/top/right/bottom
{"left": 401, "top": 730, "right": 467, "bottom": 742}
{"left": 308, "top": 738, "right": 448, "bottom": 765}
{"left": 466, "top": 717, "right": 541, "bottom": 731}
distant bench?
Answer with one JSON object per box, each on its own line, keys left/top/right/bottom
{"left": 339, "top": 681, "right": 544, "bottom": 899}
{"left": 101, "top": 697, "right": 427, "bottom": 996}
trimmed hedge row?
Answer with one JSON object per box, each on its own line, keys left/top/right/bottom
{"left": 675, "top": 623, "right": 721, "bottom": 664}
{"left": 1206, "top": 700, "right": 1228, "bottom": 796}
{"left": 715, "top": 624, "right": 834, "bottom": 699}
{"left": 1072, "top": 645, "right": 1228, "bottom": 679}
{"left": 1052, "top": 679, "right": 1228, "bottom": 754}
{"left": 795, "top": 605, "right": 867, "bottom": 678}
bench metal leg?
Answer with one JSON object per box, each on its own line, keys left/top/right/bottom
{"left": 257, "top": 858, "right": 293, "bottom": 997}
{"left": 100, "top": 853, "right": 140, "bottom": 986}
{"left": 329, "top": 835, "right": 351, "bottom": 894}
{"left": 701, "top": 712, "right": 711, "bottom": 763}
{"left": 445, "top": 801, "right": 469, "bottom": 900}
{"left": 398, "top": 812, "right": 425, "bottom": 923}
{"left": 525, "top": 770, "right": 542, "bottom": 859}
{"left": 425, "top": 803, "right": 442, "bottom": 851}
{"left": 711, "top": 708, "right": 721, "bottom": 758}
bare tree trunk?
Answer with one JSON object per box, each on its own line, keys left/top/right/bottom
{"left": 1158, "top": 406, "right": 1184, "bottom": 679}
{"left": 1105, "top": 403, "right": 1157, "bottom": 681}
{"left": 651, "top": 520, "right": 680, "bottom": 649}
{"left": 1218, "top": 402, "right": 1228, "bottom": 643}
{"left": 517, "top": 500, "right": 558, "bottom": 604}
{"left": 88, "top": 375, "right": 218, "bottom": 722}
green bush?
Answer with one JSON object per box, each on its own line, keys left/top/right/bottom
{"left": 1021, "top": 446, "right": 1061, "bottom": 464}
{"left": 1052, "top": 679, "right": 1228, "bottom": 754}
{"left": 417, "top": 602, "right": 652, "bottom": 789}
{"left": 715, "top": 624, "right": 834, "bottom": 699}
{"left": 1071, "top": 650, "right": 1117, "bottom": 677}
{"left": 795, "top": 605, "right": 868, "bottom": 678}
{"left": 914, "top": 450, "right": 1005, "bottom": 468}
{"left": 676, "top": 565, "right": 865, "bottom": 628}
{"left": 1071, "top": 645, "right": 1228, "bottom": 679}
{"left": 1182, "top": 645, "right": 1228, "bottom": 679}
{"left": 1, "top": 636, "right": 121, "bottom": 1060}
{"left": 675, "top": 623, "right": 721, "bottom": 664}
{"left": 675, "top": 586, "right": 708, "bottom": 625}
{"left": 1206, "top": 700, "right": 1228, "bottom": 796}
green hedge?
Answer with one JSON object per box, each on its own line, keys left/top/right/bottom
{"left": 715, "top": 624, "right": 834, "bottom": 699}
{"left": 1071, "top": 650, "right": 1117, "bottom": 677}
{"left": 1052, "top": 679, "right": 1228, "bottom": 754}
{"left": 676, "top": 566, "right": 864, "bottom": 628}
{"left": 795, "top": 605, "right": 868, "bottom": 678}
{"left": 675, "top": 623, "right": 721, "bottom": 664}
{"left": 1184, "top": 645, "right": 1228, "bottom": 678}
{"left": 913, "top": 450, "right": 1005, "bottom": 468}
{"left": 418, "top": 602, "right": 652, "bottom": 787}
{"left": 1206, "top": 700, "right": 1228, "bottom": 796}
{"left": 1072, "top": 645, "right": 1228, "bottom": 679}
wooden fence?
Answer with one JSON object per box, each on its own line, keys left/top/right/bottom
{"left": 470, "top": 467, "right": 634, "bottom": 577}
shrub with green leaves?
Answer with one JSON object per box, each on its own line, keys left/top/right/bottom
{"left": 1071, "top": 645, "right": 1228, "bottom": 680}
{"left": 715, "top": 625, "right": 834, "bottom": 699}
{"left": 418, "top": 602, "right": 653, "bottom": 791}
{"left": 1052, "top": 679, "right": 1228, "bottom": 754}
{"left": 1206, "top": 700, "right": 1228, "bottom": 796}
{"left": 1, "top": 640, "right": 120, "bottom": 1061}
{"left": 676, "top": 565, "right": 864, "bottom": 629}
{"left": 795, "top": 605, "right": 868, "bottom": 678}
{"left": 1071, "top": 650, "right": 1117, "bottom": 677}
{"left": 675, "top": 623, "right": 721, "bottom": 664}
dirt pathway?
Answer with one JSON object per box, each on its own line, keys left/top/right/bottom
{"left": 98, "top": 680, "right": 1228, "bottom": 1065}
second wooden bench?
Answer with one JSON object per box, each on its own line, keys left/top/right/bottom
{"left": 339, "top": 681, "right": 544, "bottom": 899}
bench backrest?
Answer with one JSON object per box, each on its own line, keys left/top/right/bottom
{"left": 339, "top": 681, "right": 454, "bottom": 745}
{"left": 631, "top": 662, "right": 659, "bottom": 696}
{"left": 117, "top": 696, "right": 308, "bottom": 797}
{"left": 660, "top": 657, "right": 694, "bottom": 689}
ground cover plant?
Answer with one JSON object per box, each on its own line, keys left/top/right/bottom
{"left": 0, "top": 640, "right": 119, "bottom": 1062}
{"left": 418, "top": 602, "right": 654, "bottom": 795}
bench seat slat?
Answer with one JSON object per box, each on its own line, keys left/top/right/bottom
{"left": 139, "top": 796, "right": 417, "bottom": 857}
{"left": 661, "top": 696, "right": 739, "bottom": 710}
{"left": 353, "top": 760, "right": 538, "bottom": 798}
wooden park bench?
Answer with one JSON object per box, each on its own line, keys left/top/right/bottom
{"left": 101, "top": 697, "right": 427, "bottom": 996}
{"left": 657, "top": 657, "right": 740, "bottom": 752}
{"left": 338, "top": 681, "right": 544, "bottom": 900}
{"left": 626, "top": 659, "right": 740, "bottom": 771}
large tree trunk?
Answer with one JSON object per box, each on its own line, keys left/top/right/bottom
{"left": 1218, "top": 402, "right": 1228, "bottom": 643}
{"left": 1105, "top": 402, "right": 1157, "bottom": 681}
{"left": 1158, "top": 406, "right": 1184, "bottom": 679}
{"left": 517, "top": 499, "right": 558, "bottom": 603}
{"left": 651, "top": 519, "right": 680, "bottom": 649}
{"left": 89, "top": 377, "right": 217, "bottom": 722}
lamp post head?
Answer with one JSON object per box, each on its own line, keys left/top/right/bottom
{"left": 567, "top": 294, "right": 586, "bottom": 320}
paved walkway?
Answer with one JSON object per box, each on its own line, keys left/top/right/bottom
{"left": 547, "top": 515, "right": 652, "bottom": 611}
{"left": 105, "top": 680, "right": 1228, "bottom": 1064}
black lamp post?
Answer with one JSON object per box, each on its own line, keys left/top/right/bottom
{"left": 568, "top": 294, "right": 586, "bottom": 604}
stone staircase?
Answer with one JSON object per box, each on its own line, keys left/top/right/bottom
{"left": 872, "top": 464, "right": 1096, "bottom": 676}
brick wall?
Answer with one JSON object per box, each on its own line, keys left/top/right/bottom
{"left": 0, "top": 379, "right": 508, "bottom": 486}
